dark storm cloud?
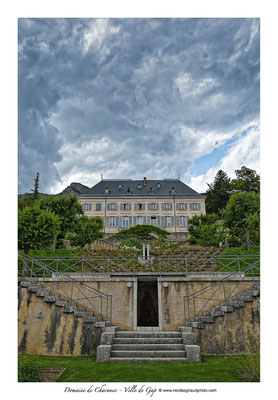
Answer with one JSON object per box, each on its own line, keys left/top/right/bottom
{"left": 18, "top": 18, "right": 260, "bottom": 193}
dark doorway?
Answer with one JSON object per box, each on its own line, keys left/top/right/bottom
{"left": 137, "top": 279, "right": 158, "bottom": 327}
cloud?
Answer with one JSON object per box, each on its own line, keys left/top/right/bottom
{"left": 18, "top": 18, "right": 260, "bottom": 194}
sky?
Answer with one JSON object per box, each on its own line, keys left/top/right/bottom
{"left": 18, "top": 18, "right": 260, "bottom": 194}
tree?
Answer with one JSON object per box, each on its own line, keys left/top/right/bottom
{"left": 31, "top": 172, "right": 40, "bottom": 200}
{"left": 232, "top": 166, "right": 260, "bottom": 193}
{"left": 188, "top": 214, "right": 227, "bottom": 247}
{"left": 222, "top": 192, "right": 260, "bottom": 248}
{"left": 18, "top": 205, "right": 60, "bottom": 258}
{"left": 39, "top": 195, "right": 83, "bottom": 241}
{"left": 205, "top": 170, "right": 233, "bottom": 214}
{"left": 69, "top": 216, "right": 104, "bottom": 249}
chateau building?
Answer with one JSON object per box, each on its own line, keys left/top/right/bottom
{"left": 78, "top": 177, "right": 206, "bottom": 238}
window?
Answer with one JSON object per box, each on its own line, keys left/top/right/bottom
{"left": 164, "top": 216, "right": 171, "bottom": 227}
{"left": 122, "top": 203, "right": 131, "bottom": 210}
{"left": 127, "top": 187, "right": 132, "bottom": 195}
{"left": 190, "top": 203, "right": 201, "bottom": 211}
{"left": 82, "top": 203, "right": 91, "bottom": 211}
{"left": 178, "top": 216, "right": 187, "bottom": 227}
{"left": 150, "top": 203, "right": 158, "bottom": 210}
{"left": 122, "top": 216, "right": 129, "bottom": 228}
{"left": 177, "top": 203, "right": 187, "bottom": 210}
{"left": 96, "top": 203, "right": 102, "bottom": 211}
{"left": 135, "top": 203, "right": 144, "bottom": 210}
{"left": 137, "top": 184, "right": 142, "bottom": 189}
{"left": 156, "top": 183, "right": 161, "bottom": 188}
{"left": 108, "top": 216, "right": 116, "bottom": 227}
{"left": 150, "top": 216, "right": 157, "bottom": 226}
{"left": 117, "top": 184, "right": 123, "bottom": 190}
{"left": 164, "top": 203, "right": 171, "bottom": 210}
{"left": 137, "top": 216, "right": 144, "bottom": 225}
{"left": 107, "top": 203, "right": 117, "bottom": 210}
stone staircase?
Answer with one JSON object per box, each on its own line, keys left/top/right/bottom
{"left": 109, "top": 331, "right": 186, "bottom": 362}
{"left": 19, "top": 280, "right": 110, "bottom": 328}
{"left": 186, "top": 284, "right": 260, "bottom": 329}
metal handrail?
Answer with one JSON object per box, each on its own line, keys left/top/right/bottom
{"left": 183, "top": 260, "right": 260, "bottom": 325}
{"left": 18, "top": 253, "right": 260, "bottom": 275}
{"left": 18, "top": 252, "right": 112, "bottom": 325}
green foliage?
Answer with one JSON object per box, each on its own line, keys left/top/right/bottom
{"left": 232, "top": 166, "right": 260, "bottom": 193}
{"left": 69, "top": 216, "right": 104, "bottom": 248}
{"left": 222, "top": 192, "right": 260, "bottom": 248}
{"left": 39, "top": 195, "right": 83, "bottom": 239}
{"left": 18, "top": 356, "right": 42, "bottom": 382}
{"left": 222, "top": 246, "right": 260, "bottom": 255}
{"left": 188, "top": 214, "right": 227, "bottom": 247}
{"left": 18, "top": 205, "right": 60, "bottom": 255}
{"left": 31, "top": 172, "right": 40, "bottom": 200}
{"left": 119, "top": 237, "right": 143, "bottom": 250}
{"left": 205, "top": 170, "right": 233, "bottom": 214}
{"left": 110, "top": 224, "right": 170, "bottom": 241}
{"left": 18, "top": 195, "right": 36, "bottom": 210}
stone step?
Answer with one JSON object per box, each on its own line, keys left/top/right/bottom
{"left": 113, "top": 337, "right": 183, "bottom": 345}
{"left": 110, "top": 350, "right": 186, "bottom": 358}
{"left": 109, "top": 357, "right": 187, "bottom": 363}
{"left": 186, "top": 322, "right": 204, "bottom": 328}
{"left": 115, "top": 331, "right": 181, "bottom": 338}
{"left": 112, "top": 344, "right": 185, "bottom": 351}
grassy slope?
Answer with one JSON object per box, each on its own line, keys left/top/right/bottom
{"left": 18, "top": 354, "right": 253, "bottom": 382}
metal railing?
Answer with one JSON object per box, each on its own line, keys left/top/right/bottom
{"left": 18, "top": 252, "right": 112, "bottom": 325}
{"left": 184, "top": 259, "right": 260, "bottom": 326}
{"left": 18, "top": 253, "right": 260, "bottom": 276}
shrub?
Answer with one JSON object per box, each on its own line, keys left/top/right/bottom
{"left": 18, "top": 356, "right": 42, "bottom": 382}
{"left": 119, "top": 237, "right": 143, "bottom": 251}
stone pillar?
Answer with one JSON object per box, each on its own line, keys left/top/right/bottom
{"left": 143, "top": 243, "right": 145, "bottom": 259}
{"left": 147, "top": 243, "right": 150, "bottom": 259}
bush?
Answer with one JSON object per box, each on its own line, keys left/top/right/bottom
{"left": 119, "top": 237, "right": 143, "bottom": 251}
{"left": 109, "top": 225, "right": 170, "bottom": 241}
{"left": 18, "top": 356, "right": 42, "bottom": 382}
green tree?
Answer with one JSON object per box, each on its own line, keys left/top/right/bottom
{"left": 205, "top": 170, "right": 233, "bottom": 214}
{"left": 69, "top": 216, "right": 104, "bottom": 249}
{"left": 188, "top": 214, "right": 227, "bottom": 247}
{"left": 39, "top": 195, "right": 83, "bottom": 241}
{"left": 18, "top": 205, "right": 60, "bottom": 259}
{"left": 222, "top": 192, "right": 260, "bottom": 249}
{"left": 31, "top": 172, "right": 40, "bottom": 200}
{"left": 232, "top": 166, "right": 260, "bottom": 193}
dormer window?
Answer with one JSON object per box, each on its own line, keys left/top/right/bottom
{"left": 127, "top": 187, "right": 132, "bottom": 195}
{"left": 156, "top": 183, "right": 161, "bottom": 189}
{"left": 105, "top": 187, "right": 110, "bottom": 194}
{"left": 117, "top": 184, "right": 123, "bottom": 190}
{"left": 170, "top": 186, "right": 176, "bottom": 194}
{"left": 137, "top": 184, "right": 142, "bottom": 189}
{"left": 148, "top": 187, "right": 153, "bottom": 195}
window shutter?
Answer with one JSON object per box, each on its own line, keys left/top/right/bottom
{"left": 102, "top": 216, "right": 106, "bottom": 226}
{"left": 119, "top": 216, "right": 122, "bottom": 228}
{"left": 185, "top": 203, "right": 188, "bottom": 210}
{"left": 190, "top": 203, "right": 193, "bottom": 211}
{"left": 116, "top": 216, "right": 119, "bottom": 227}
{"left": 176, "top": 216, "right": 179, "bottom": 226}
{"left": 148, "top": 203, "right": 151, "bottom": 210}
{"left": 120, "top": 204, "right": 123, "bottom": 210}
{"left": 186, "top": 216, "right": 189, "bottom": 226}
{"left": 134, "top": 204, "right": 137, "bottom": 211}
{"left": 157, "top": 216, "right": 160, "bottom": 227}
{"left": 143, "top": 204, "right": 145, "bottom": 211}
{"left": 143, "top": 216, "right": 147, "bottom": 224}
{"left": 161, "top": 216, "right": 165, "bottom": 227}
{"left": 129, "top": 216, "right": 132, "bottom": 227}
{"left": 106, "top": 216, "right": 109, "bottom": 226}
{"left": 171, "top": 216, "right": 174, "bottom": 226}
{"left": 176, "top": 203, "right": 179, "bottom": 210}
{"left": 170, "top": 203, "right": 173, "bottom": 211}
{"left": 147, "top": 216, "right": 150, "bottom": 224}
{"left": 161, "top": 204, "right": 165, "bottom": 211}
{"left": 133, "top": 216, "right": 137, "bottom": 225}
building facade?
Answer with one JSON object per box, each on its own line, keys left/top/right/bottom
{"left": 78, "top": 177, "right": 206, "bottom": 237}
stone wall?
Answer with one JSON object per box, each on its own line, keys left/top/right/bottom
{"left": 18, "top": 287, "right": 102, "bottom": 356}
{"left": 193, "top": 297, "right": 260, "bottom": 354}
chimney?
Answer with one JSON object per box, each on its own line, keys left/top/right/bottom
{"left": 143, "top": 177, "right": 147, "bottom": 185}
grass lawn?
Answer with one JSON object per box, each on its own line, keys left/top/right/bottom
{"left": 18, "top": 354, "right": 257, "bottom": 382}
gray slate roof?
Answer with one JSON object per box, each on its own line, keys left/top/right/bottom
{"left": 79, "top": 179, "right": 204, "bottom": 198}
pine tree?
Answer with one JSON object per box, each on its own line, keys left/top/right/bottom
{"left": 31, "top": 172, "right": 40, "bottom": 200}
